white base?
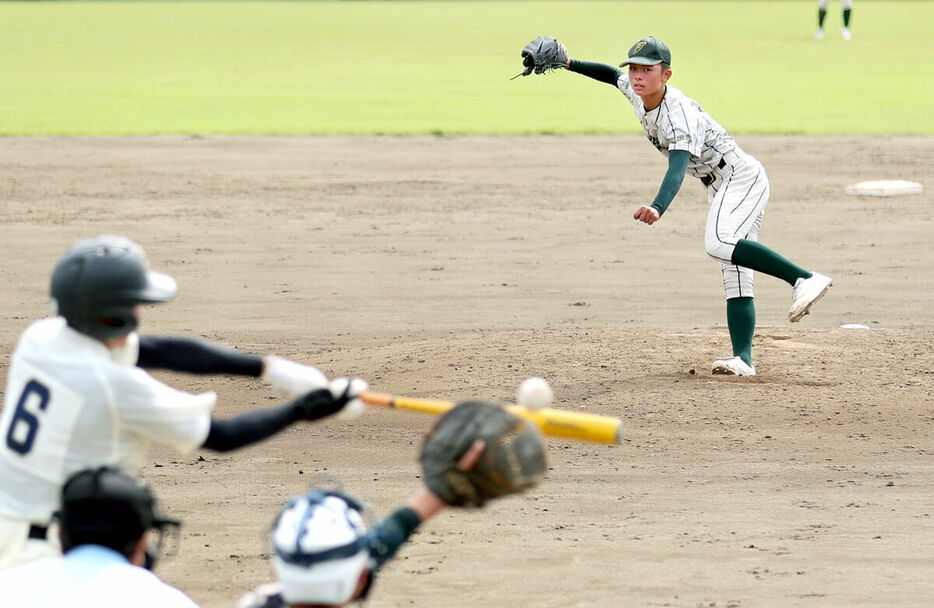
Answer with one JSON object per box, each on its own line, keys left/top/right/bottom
{"left": 845, "top": 180, "right": 922, "bottom": 197}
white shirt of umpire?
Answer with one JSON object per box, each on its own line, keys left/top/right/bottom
{"left": 0, "top": 545, "right": 200, "bottom": 608}
{"left": 0, "top": 318, "right": 214, "bottom": 526}
{"left": 616, "top": 74, "right": 770, "bottom": 300}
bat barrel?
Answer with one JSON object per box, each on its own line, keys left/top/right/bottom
{"left": 505, "top": 405, "right": 620, "bottom": 444}
{"left": 362, "top": 392, "right": 621, "bottom": 445}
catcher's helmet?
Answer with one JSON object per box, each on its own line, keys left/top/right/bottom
{"left": 272, "top": 490, "right": 373, "bottom": 606}
{"left": 57, "top": 467, "right": 179, "bottom": 565}
{"left": 50, "top": 235, "right": 177, "bottom": 340}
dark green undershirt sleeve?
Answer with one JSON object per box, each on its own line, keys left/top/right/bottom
{"left": 650, "top": 150, "right": 691, "bottom": 216}
{"left": 567, "top": 59, "right": 623, "bottom": 85}
{"left": 366, "top": 506, "right": 422, "bottom": 571}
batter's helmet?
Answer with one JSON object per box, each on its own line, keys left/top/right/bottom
{"left": 271, "top": 490, "right": 373, "bottom": 606}
{"left": 50, "top": 235, "right": 177, "bottom": 340}
{"left": 57, "top": 467, "right": 179, "bottom": 566}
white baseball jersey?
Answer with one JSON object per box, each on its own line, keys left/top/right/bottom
{"left": 617, "top": 74, "right": 740, "bottom": 182}
{"left": 0, "top": 317, "right": 215, "bottom": 524}
{"left": 617, "top": 73, "right": 771, "bottom": 299}
{"left": 0, "top": 545, "right": 200, "bottom": 608}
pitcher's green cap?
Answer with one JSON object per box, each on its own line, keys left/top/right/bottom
{"left": 619, "top": 36, "right": 672, "bottom": 67}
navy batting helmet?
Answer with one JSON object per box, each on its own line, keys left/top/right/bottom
{"left": 50, "top": 235, "right": 177, "bottom": 340}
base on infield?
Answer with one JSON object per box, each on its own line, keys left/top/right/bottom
{"left": 845, "top": 179, "right": 922, "bottom": 197}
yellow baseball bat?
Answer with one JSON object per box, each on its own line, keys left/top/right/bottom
{"left": 361, "top": 392, "right": 621, "bottom": 445}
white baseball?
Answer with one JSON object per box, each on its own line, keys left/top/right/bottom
{"left": 516, "top": 376, "right": 553, "bottom": 410}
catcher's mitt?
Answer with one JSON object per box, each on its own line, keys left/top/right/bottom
{"left": 420, "top": 400, "right": 547, "bottom": 507}
{"left": 512, "top": 35, "right": 569, "bottom": 79}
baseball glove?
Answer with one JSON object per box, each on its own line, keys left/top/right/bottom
{"left": 512, "top": 35, "right": 569, "bottom": 79}
{"left": 420, "top": 400, "right": 547, "bottom": 507}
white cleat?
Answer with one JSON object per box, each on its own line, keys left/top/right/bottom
{"left": 712, "top": 356, "right": 756, "bottom": 377}
{"left": 788, "top": 272, "right": 833, "bottom": 322}
{"left": 815, "top": 28, "right": 825, "bottom": 40}
{"left": 842, "top": 27, "right": 851, "bottom": 40}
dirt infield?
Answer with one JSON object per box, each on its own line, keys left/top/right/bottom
{"left": 1, "top": 135, "right": 932, "bottom": 607}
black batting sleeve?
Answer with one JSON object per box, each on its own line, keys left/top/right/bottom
{"left": 568, "top": 59, "right": 624, "bottom": 86}
{"left": 201, "top": 402, "right": 303, "bottom": 452}
{"left": 137, "top": 335, "right": 264, "bottom": 376}
{"left": 200, "top": 388, "right": 345, "bottom": 452}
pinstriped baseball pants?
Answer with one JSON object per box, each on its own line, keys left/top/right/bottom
{"left": 703, "top": 154, "right": 770, "bottom": 300}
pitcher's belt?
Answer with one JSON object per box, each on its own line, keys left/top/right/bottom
{"left": 701, "top": 158, "right": 728, "bottom": 187}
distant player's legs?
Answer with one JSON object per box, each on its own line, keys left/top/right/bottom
{"left": 816, "top": 0, "right": 829, "bottom": 39}
{"left": 842, "top": 0, "right": 853, "bottom": 39}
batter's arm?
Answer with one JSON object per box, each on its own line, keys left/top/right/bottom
{"left": 138, "top": 335, "right": 264, "bottom": 376}
{"left": 567, "top": 59, "right": 623, "bottom": 86}
{"left": 201, "top": 386, "right": 355, "bottom": 451}
{"left": 139, "top": 337, "right": 330, "bottom": 400}
{"left": 201, "top": 403, "right": 304, "bottom": 452}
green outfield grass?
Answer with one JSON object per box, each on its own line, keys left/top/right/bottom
{"left": 0, "top": 1, "right": 931, "bottom": 135}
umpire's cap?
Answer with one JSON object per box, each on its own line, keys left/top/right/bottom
{"left": 58, "top": 467, "right": 177, "bottom": 554}
{"left": 619, "top": 36, "right": 672, "bottom": 67}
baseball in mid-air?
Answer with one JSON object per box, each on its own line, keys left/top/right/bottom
{"left": 516, "top": 376, "right": 553, "bottom": 410}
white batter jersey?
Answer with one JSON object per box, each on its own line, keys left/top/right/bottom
{"left": 616, "top": 74, "right": 743, "bottom": 182}
{"left": 0, "top": 317, "right": 215, "bottom": 523}
{"left": 0, "top": 545, "right": 200, "bottom": 608}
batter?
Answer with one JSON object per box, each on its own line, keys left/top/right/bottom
{"left": 0, "top": 235, "right": 367, "bottom": 570}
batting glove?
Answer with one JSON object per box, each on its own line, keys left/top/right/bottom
{"left": 293, "top": 377, "right": 368, "bottom": 422}
{"left": 329, "top": 377, "right": 369, "bottom": 421}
